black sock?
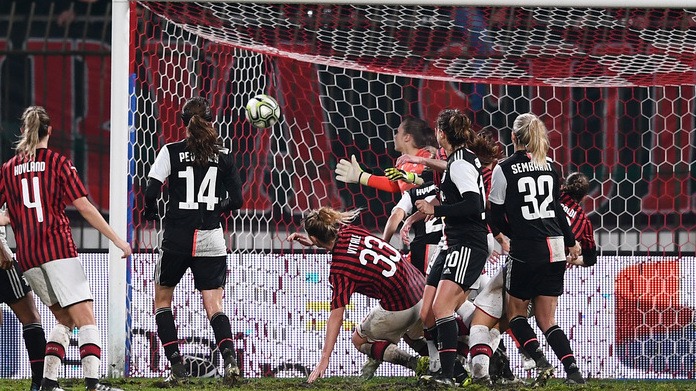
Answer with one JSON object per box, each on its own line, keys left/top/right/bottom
{"left": 85, "top": 377, "right": 99, "bottom": 390}
{"left": 403, "top": 335, "right": 429, "bottom": 357}
{"left": 23, "top": 323, "right": 46, "bottom": 386}
{"left": 545, "top": 325, "right": 578, "bottom": 374}
{"left": 508, "top": 316, "right": 545, "bottom": 363}
{"left": 435, "top": 315, "right": 459, "bottom": 379}
{"left": 210, "top": 312, "right": 235, "bottom": 360}
{"left": 155, "top": 307, "right": 182, "bottom": 365}
{"left": 425, "top": 325, "right": 438, "bottom": 346}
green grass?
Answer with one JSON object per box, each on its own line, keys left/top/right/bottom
{"left": 2, "top": 377, "right": 696, "bottom": 391}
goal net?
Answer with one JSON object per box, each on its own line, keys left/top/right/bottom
{"left": 120, "top": 1, "right": 696, "bottom": 380}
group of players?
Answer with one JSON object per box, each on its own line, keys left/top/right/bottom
{"left": 0, "top": 99, "right": 246, "bottom": 391}
{"left": 0, "top": 98, "right": 596, "bottom": 391}
{"left": 292, "top": 109, "right": 597, "bottom": 387}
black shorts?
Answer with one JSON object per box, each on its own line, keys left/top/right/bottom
{"left": 505, "top": 257, "right": 566, "bottom": 300}
{"left": 0, "top": 260, "right": 32, "bottom": 304}
{"left": 155, "top": 252, "right": 227, "bottom": 291}
{"left": 437, "top": 244, "right": 488, "bottom": 291}
{"left": 426, "top": 250, "right": 445, "bottom": 288}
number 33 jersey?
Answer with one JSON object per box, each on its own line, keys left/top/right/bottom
{"left": 329, "top": 225, "right": 425, "bottom": 311}
{"left": 0, "top": 148, "right": 87, "bottom": 270}
{"left": 148, "top": 140, "right": 241, "bottom": 255}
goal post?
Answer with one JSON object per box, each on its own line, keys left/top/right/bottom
{"left": 110, "top": 0, "right": 696, "bottom": 380}
{"left": 109, "top": 0, "right": 132, "bottom": 378}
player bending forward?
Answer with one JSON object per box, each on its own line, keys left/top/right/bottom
{"left": 289, "top": 207, "right": 428, "bottom": 383}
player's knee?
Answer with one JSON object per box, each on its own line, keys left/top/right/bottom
{"left": 352, "top": 329, "right": 367, "bottom": 349}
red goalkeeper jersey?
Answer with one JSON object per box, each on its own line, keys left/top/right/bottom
{"left": 0, "top": 148, "right": 87, "bottom": 271}
{"left": 366, "top": 147, "right": 432, "bottom": 193}
{"left": 329, "top": 225, "right": 425, "bottom": 311}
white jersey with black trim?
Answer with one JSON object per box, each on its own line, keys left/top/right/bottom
{"left": 438, "top": 147, "right": 488, "bottom": 252}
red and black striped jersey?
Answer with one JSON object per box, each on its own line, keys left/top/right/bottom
{"left": 482, "top": 165, "right": 492, "bottom": 195}
{"left": 560, "top": 192, "right": 596, "bottom": 250}
{"left": 329, "top": 225, "right": 425, "bottom": 311}
{"left": 0, "top": 149, "right": 87, "bottom": 271}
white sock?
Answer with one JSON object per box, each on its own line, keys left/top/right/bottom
{"left": 44, "top": 324, "right": 71, "bottom": 381}
{"left": 455, "top": 301, "right": 476, "bottom": 328}
{"left": 469, "top": 325, "right": 492, "bottom": 378}
{"left": 78, "top": 325, "right": 102, "bottom": 380}
{"left": 426, "top": 338, "right": 441, "bottom": 372}
{"left": 490, "top": 328, "right": 501, "bottom": 352}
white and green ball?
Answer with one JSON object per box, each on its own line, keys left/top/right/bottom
{"left": 245, "top": 94, "right": 281, "bottom": 128}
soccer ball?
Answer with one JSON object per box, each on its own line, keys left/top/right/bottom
{"left": 245, "top": 94, "right": 281, "bottom": 128}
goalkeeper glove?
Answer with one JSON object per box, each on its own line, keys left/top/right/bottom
{"left": 384, "top": 167, "right": 424, "bottom": 186}
{"left": 335, "top": 155, "right": 371, "bottom": 185}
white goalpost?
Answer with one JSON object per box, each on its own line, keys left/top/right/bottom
{"left": 109, "top": 0, "right": 696, "bottom": 380}
{"left": 108, "top": 0, "right": 131, "bottom": 378}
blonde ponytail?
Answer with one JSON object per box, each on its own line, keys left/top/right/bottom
{"left": 16, "top": 106, "right": 51, "bottom": 162}
{"left": 513, "top": 113, "right": 549, "bottom": 166}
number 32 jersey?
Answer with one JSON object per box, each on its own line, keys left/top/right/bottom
{"left": 148, "top": 140, "right": 242, "bottom": 255}
{"left": 489, "top": 150, "right": 572, "bottom": 263}
{"left": 0, "top": 148, "right": 88, "bottom": 271}
{"left": 329, "top": 225, "right": 425, "bottom": 311}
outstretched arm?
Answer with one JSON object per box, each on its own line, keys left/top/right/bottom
{"left": 288, "top": 232, "right": 314, "bottom": 247}
{"left": 400, "top": 211, "right": 426, "bottom": 245}
{"left": 383, "top": 208, "right": 406, "bottom": 242}
{"left": 307, "top": 306, "right": 346, "bottom": 383}
{"left": 396, "top": 154, "right": 447, "bottom": 173}
{"left": 73, "top": 197, "right": 132, "bottom": 258}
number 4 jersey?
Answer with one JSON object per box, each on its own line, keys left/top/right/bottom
{"left": 0, "top": 148, "right": 87, "bottom": 271}
{"left": 330, "top": 225, "right": 425, "bottom": 311}
{"left": 147, "top": 140, "right": 242, "bottom": 256}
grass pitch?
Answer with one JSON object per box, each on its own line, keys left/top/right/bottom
{"left": 2, "top": 377, "right": 696, "bottom": 391}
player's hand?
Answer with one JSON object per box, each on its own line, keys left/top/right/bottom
{"left": 384, "top": 167, "right": 423, "bottom": 185}
{"left": 568, "top": 241, "right": 581, "bottom": 261}
{"left": 495, "top": 233, "right": 510, "bottom": 253}
{"left": 0, "top": 211, "right": 10, "bottom": 226}
{"left": 217, "top": 198, "right": 230, "bottom": 215}
{"left": 288, "top": 233, "right": 314, "bottom": 247}
{"left": 143, "top": 206, "right": 159, "bottom": 221}
{"left": 566, "top": 254, "right": 585, "bottom": 267}
{"left": 400, "top": 222, "right": 412, "bottom": 245}
{"left": 395, "top": 154, "right": 421, "bottom": 167}
{"left": 335, "top": 155, "right": 370, "bottom": 185}
{"left": 115, "top": 239, "right": 132, "bottom": 259}
{"left": 307, "top": 356, "right": 330, "bottom": 383}
{"left": 0, "top": 246, "right": 13, "bottom": 270}
{"left": 415, "top": 199, "right": 435, "bottom": 215}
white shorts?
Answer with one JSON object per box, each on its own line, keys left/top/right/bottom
{"left": 474, "top": 267, "right": 505, "bottom": 320}
{"left": 23, "top": 257, "right": 93, "bottom": 308}
{"left": 468, "top": 272, "right": 491, "bottom": 302}
{"left": 356, "top": 300, "right": 424, "bottom": 344}
{"left": 486, "top": 232, "right": 495, "bottom": 258}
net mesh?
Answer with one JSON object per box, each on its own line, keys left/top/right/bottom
{"left": 126, "top": 1, "right": 696, "bottom": 380}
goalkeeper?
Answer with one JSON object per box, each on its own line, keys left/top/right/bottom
{"left": 335, "top": 117, "right": 437, "bottom": 193}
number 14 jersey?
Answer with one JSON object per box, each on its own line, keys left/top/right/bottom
{"left": 148, "top": 140, "right": 241, "bottom": 255}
